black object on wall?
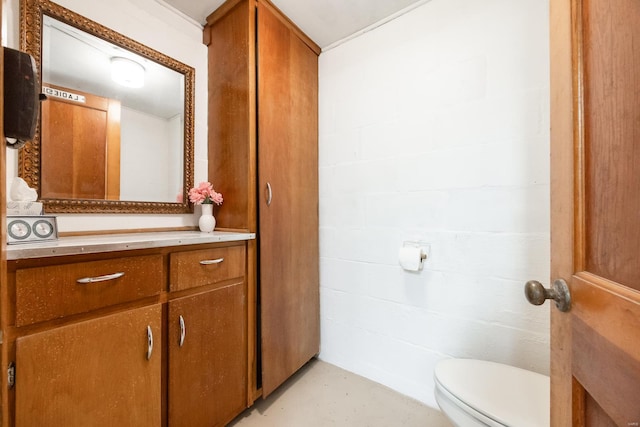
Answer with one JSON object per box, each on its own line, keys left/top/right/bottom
{"left": 3, "top": 47, "right": 41, "bottom": 149}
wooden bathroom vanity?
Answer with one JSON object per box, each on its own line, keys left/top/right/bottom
{"left": 1, "top": 231, "right": 254, "bottom": 426}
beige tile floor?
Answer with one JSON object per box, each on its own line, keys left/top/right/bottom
{"left": 228, "top": 358, "right": 452, "bottom": 427}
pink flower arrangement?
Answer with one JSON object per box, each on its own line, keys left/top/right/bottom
{"left": 188, "top": 182, "right": 223, "bottom": 205}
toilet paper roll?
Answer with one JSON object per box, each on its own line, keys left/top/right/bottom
{"left": 398, "top": 246, "right": 424, "bottom": 271}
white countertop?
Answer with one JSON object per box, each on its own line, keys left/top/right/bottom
{"left": 6, "top": 230, "right": 256, "bottom": 260}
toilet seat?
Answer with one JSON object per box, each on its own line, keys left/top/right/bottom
{"left": 434, "top": 359, "right": 550, "bottom": 427}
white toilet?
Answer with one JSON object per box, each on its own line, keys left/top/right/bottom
{"left": 434, "top": 358, "right": 550, "bottom": 427}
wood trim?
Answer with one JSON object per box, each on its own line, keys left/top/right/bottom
{"left": 246, "top": 239, "right": 259, "bottom": 404}
{"left": 575, "top": 271, "right": 640, "bottom": 312}
{"left": 0, "top": 16, "right": 10, "bottom": 426}
{"left": 572, "top": 378, "right": 586, "bottom": 427}
{"left": 58, "top": 226, "right": 198, "bottom": 238}
{"left": 205, "top": 0, "right": 246, "bottom": 28}
{"left": 550, "top": 0, "right": 576, "bottom": 425}
{"left": 205, "top": 0, "right": 321, "bottom": 55}
{"left": 105, "top": 99, "right": 121, "bottom": 200}
{"left": 257, "top": 0, "right": 321, "bottom": 55}
{"left": 248, "top": 2, "right": 258, "bottom": 233}
{"left": 571, "top": 0, "right": 586, "bottom": 273}
{"left": 210, "top": 227, "right": 252, "bottom": 233}
{"left": 571, "top": 275, "right": 640, "bottom": 362}
{"left": 571, "top": 275, "right": 640, "bottom": 425}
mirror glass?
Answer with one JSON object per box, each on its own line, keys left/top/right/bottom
{"left": 20, "top": 0, "right": 194, "bottom": 213}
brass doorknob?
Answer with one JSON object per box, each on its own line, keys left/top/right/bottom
{"left": 524, "top": 279, "right": 571, "bottom": 312}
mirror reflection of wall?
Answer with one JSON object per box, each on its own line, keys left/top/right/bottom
{"left": 41, "top": 15, "right": 185, "bottom": 203}
{"left": 120, "top": 108, "right": 184, "bottom": 202}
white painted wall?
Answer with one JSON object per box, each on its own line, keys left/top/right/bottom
{"left": 2, "top": 0, "right": 207, "bottom": 231}
{"left": 318, "top": 0, "right": 550, "bottom": 408}
{"left": 119, "top": 107, "right": 176, "bottom": 202}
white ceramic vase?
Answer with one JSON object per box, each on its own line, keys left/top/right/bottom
{"left": 198, "top": 203, "right": 216, "bottom": 232}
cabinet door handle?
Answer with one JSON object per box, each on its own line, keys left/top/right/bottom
{"left": 266, "top": 182, "right": 272, "bottom": 206}
{"left": 179, "top": 315, "right": 186, "bottom": 347}
{"left": 199, "top": 258, "right": 224, "bottom": 265}
{"left": 146, "top": 325, "right": 154, "bottom": 360}
{"left": 76, "top": 272, "right": 125, "bottom": 284}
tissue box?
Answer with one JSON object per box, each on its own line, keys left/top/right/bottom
{"left": 7, "top": 201, "right": 43, "bottom": 215}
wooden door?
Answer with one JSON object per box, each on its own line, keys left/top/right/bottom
{"left": 550, "top": 0, "right": 640, "bottom": 425}
{"left": 257, "top": 1, "right": 320, "bottom": 397}
{"left": 167, "top": 284, "right": 246, "bottom": 427}
{"left": 14, "top": 305, "right": 162, "bottom": 427}
{"left": 40, "top": 84, "right": 121, "bottom": 200}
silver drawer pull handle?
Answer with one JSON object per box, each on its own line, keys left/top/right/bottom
{"left": 199, "top": 258, "right": 224, "bottom": 265}
{"left": 266, "top": 182, "right": 272, "bottom": 206}
{"left": 76, "top": 272, "right": 125, "bottom": 284}
{"left": 146, "top": 325, "right": 154, "bottom": 360}
{"left": 179, "top": 315, "right": 186, "bottom": 347}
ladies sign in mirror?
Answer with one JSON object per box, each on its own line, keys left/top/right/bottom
{"left": 20, "top": 0, "right": 194, "bottom": 213}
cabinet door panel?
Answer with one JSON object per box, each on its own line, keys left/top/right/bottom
{"left": 15, "top": 305, "right": 162, "bottom": 427}
{"left": 168, "top": 283, "right": 246, "bottom": 427}
{"left": 257, "top": 2, "right": 319, "bottom": 397}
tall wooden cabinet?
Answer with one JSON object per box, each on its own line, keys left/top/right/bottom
{"left": 205, "top": 0, "right": 320, "bottom": 398}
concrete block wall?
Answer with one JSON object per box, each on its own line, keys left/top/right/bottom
{"left": 318, "top": 0, "right": 550, "bottom": 408}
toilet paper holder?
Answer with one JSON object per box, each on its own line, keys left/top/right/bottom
{"left": 403, "top": 241, "right": 429, "bottom": 259}
{"left": 399, "top": 241, "right": 429, "bottom": 271}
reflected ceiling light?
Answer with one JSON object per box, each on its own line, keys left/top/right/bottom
{"left": 111, "top": 57, "right": 145, "bottom": 88}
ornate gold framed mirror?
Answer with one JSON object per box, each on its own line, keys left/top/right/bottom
{"left": 19, "top": 0, "right": 194, "bottom": 213}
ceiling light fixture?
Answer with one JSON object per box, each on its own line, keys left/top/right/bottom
{"left": 111, "top": 57, "right": 145, "bottom": 88}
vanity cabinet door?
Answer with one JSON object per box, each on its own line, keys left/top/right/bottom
{"left": 14, "top": 305, "right": 162, "bottom": 427}
{"left": 168, "top": 283, "right": 246, "bottom": 427}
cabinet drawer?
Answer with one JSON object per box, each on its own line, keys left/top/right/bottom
{"left": 170, "top": 244, "right": 245, "bottom": 292}
{"left": 15, "top": 254, "right": 163, "bottom": 327}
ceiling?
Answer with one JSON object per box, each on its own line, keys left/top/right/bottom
{"left": 44, "top": 16, "right": 184, "bottom": 119}
{"left": 159, "top": 0, "right": 424, "bottom": 48}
